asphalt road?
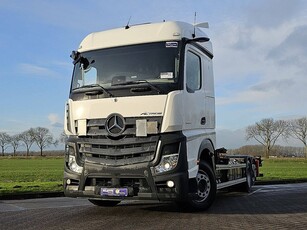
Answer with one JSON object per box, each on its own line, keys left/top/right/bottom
{"left": 1, "top": 183, "right": 307, "bottom": 230}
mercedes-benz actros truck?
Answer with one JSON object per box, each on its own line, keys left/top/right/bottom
{"left": 63, "top": 21, "right": 260, "bottom": 211}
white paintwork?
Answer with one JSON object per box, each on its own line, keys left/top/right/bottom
{"left": 66, "top": 95, "right": 168, "bottom": 135}
{"left": 160, "top": 90, "right": 184, "bottom": 133}
{"left": 182, "top": 44, "right": 215, "bottom": 130}
{"left": 72, "top": 95, "right": 166, "bottom": 119}
{"left": 67, "top": 20, "right": 217, "bottom": 184}
{"left": 181, "top": 43, "right": 216, "bottom": 179}
{"left": 183, "top": 129, "right": 216, "bottom": 178}
{"left": 77, "top": 119, "right": 87, "bottom": 136}
{"left": 77, "top": 21, "right": 212, "bottom": 55}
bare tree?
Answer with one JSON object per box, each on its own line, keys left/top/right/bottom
{"left": 10, "top": 134, "right": 21, "bottom": 156}
{"left": 289, "top": 117, "right": 307, "bottom": 159}
{"left": 0, "top": 132, "right": 11, "bottom": 156}
{"left": 19, "top": 129, "right": 36, "bottom": 156}
{"left": 32, "top": 127, "right": 58, "bottom": 156}
{"left": 246, "top": 118, "right": 288, "bottom": 158}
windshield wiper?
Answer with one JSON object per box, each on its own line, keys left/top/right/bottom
{"left": 112, "top": 80, "right": 163, "bottom": 94}
{"left": 73, "top": 84, "right": 114, "bottom": 97}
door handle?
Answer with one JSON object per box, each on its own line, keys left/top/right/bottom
{"left": 201, "top": 117, "right": 206, "bottom": 125}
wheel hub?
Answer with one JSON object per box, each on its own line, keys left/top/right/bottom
{"left": 196, "top": 170, "right": 211, "bottom": 201}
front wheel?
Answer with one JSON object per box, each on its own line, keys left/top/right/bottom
{"left": 88, "top": 199, "right": 120, "bottom": 207}
{"left": 186, "top": 162, "right": 217, "bottom": 211}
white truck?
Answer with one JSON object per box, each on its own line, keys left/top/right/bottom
{"left": 64, "top": 21, "right": 261, "bottom": 211}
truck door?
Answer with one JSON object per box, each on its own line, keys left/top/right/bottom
{"left": 183, "top": 44, "right": 206, "bottom": 131}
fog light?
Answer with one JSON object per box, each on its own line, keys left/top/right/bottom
{"left": 167, "top": 180, "right": 175, "bottom": 188}
{"left": 67, "top": 179, "right": 71, "bottom": 185}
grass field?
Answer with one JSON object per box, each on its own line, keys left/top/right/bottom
{"left": 0, "top": 157, "right": 307, "bottom": 195}
{"left": 258, "top": 158, "right": 307, "bottom": 181}
{"left": 0, "top": 157, "right": 64, "bottom": 195}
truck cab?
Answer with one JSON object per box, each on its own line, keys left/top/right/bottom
{"left": 64, "top": 21, "right": 232, "bottom": 210}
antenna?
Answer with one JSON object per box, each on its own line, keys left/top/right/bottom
{"left": 192, "top": 12, "right": 197, "bottom": 38}
{"left": 125, "top": 16, "right": 132, "bottom": 29}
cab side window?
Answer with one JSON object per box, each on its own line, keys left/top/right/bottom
{"left": 186, "top": 51, "right": 201, "bottom": 92}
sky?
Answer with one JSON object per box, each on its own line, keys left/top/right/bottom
{"left": 0, "top": 0, "right": 307, "bottom": 149}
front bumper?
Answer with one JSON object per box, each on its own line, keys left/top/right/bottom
{"left": 64, "top": 132, "right": 189, "bottom": 201}
{"left": 64, "top": 163, "right": 188, "bottom": 201}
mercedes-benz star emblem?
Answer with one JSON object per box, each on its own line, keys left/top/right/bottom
{"left": 105, "top": 114, "right": 125, "bottom": 136}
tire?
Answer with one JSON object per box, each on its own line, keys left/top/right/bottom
{"left": 88, "top": 199, "right": 120, "bottom": 207}
{"left": 186, "top": 161, "right": 217, "bottom": 211}
{"left": 241, "top": 161, "right": 255, "bottom": 193}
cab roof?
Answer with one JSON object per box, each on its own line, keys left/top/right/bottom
{"left": 78, "top": 21, "right": 212, "bottom": 54}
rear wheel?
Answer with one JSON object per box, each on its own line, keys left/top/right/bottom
{"left": 88, "top": 199, "right": 120, "bottom": 207}
{"left": 240, "top": 160, "right": 256, "bottom": 193}
{"left": 187, "top": 162, "right": 216, "bottom": 211}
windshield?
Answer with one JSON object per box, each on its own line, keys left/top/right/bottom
{"left": 70, "top": 42, "right": 181, "bottom": 98}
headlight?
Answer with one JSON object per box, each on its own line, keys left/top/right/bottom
{"left": 155, "top": 153, "right": 179, "bottom": 174}
{"left": 67, "top": 146, "right": 83, "bottom": 174}
{"left": 68, "top": 155, "right": 83, "bottom": 174}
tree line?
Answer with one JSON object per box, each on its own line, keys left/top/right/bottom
{"left": 246, "top": 117, "right": 307, "bottom": 158}
{"left": 0, "top": 127, "right": 66, "bottom": 156}
{"left": 228, "top": 145, "right": 305, "bottom": 158}
{"left": 1, "top": 117, "right": 306, "bottom": 158}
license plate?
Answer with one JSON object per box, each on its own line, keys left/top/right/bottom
{"left": 101, "top": 188, "right": 128, "bottom": 197}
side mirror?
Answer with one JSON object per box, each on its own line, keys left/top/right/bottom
{"left": 70, "top": 51, "right": 81, "bottom": 64}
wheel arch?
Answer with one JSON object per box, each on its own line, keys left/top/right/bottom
{"left": 187, "top": 138, "right": 215, "bottom": 197}
{"left": 197, "top": 139, "right": 215, "bottom": 170}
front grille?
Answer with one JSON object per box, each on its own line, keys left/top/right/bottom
{"left": 76, "top": 117, "right": 162, "bottom": 166}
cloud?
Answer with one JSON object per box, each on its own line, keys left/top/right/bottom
{"left": 48, "top": 113, "right": 63, "bottom": 128}
{"left": 212, "top": 2, "right": 307, "bottom": 131}
{"left": 245, "top": 0, "right": 303, "bottom": 28}
{"left": 250, "top": 79, "right": 295, "bottom": 92}
{"left": 2, "top": 0, "right": 306, "bottom": 137}
{"left": 267, "top": 25, "right": 307, "bottom": 69}
{"left": 19, "top": 63, "right": 58, "bottom": 78}
{"left": 51, "top": 122, "right": 63, "bottom": 128}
